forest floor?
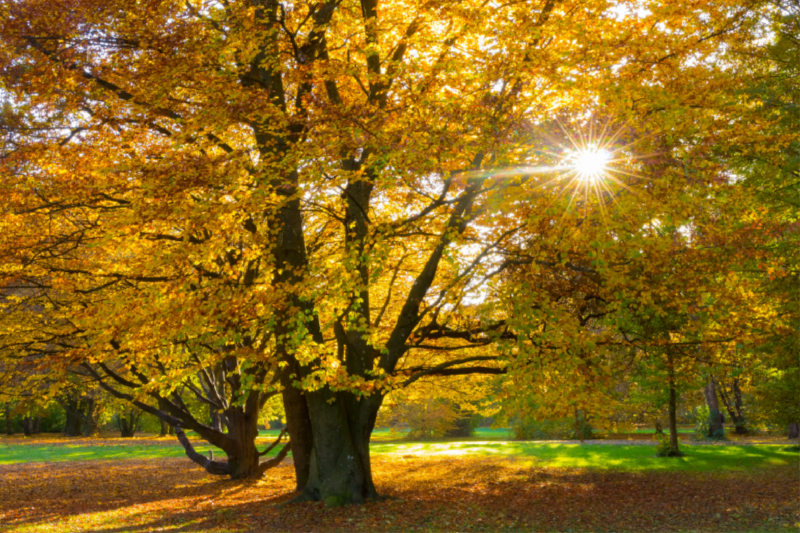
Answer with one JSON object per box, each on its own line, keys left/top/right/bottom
{"left": 0, "top": 434, "right": 797, "bottom": 533}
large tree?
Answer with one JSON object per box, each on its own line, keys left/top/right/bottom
{"left": 0, "top": 0, "right": 771, "bottom": 503}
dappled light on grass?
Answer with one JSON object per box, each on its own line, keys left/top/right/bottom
{"left": 0, "top": 455, "right": 797, "bottom": 533}
{"left": 372, "top": 442, "right": 798, "bottom": 473}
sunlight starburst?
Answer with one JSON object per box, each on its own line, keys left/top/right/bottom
{"left": 568, "top": 148, "right": 611, "bottom": 183}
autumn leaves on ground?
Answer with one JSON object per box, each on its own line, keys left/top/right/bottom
{"left": 1, "top": 437, "right": 798, "bottom": 533}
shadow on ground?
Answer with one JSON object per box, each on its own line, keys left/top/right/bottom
{"left": 0, "top": 455, "right": 797, "bottom": 532}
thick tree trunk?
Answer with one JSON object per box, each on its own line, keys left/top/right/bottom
{"left": 703, "top": 376, "right": 724, "bottom": 438}
{"left": 224, "top": 409, "right": 262, "bottom": 479}
{"left": 4, "top": 403, "right": 11, "bottom": 435}
{"left": 789, "top": 422, "right": 799, "bottom": 440}
{"left": 174, "top": 405, "right": 281, "bottom": 480}
{"left": 32, "top": 416, "right": 40, "bottom": 434}
{"left": 665, "top": 351, "right": 684, "bottom": 457}
{"left": 280, "top": 362, "right": 314, "bottom": 491}
{"left": 159, "top": 418, "right": 170, "bottom": 437}
{"left": 292, "top": 390, "right": 383, "bottom": 505}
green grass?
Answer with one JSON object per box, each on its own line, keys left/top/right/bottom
{"left": 2, "top": 433, "right": 797, "bottom": 473}
{"left": 0, "top": 443, "right": 228, "bottom": 464}
{"left": 369, "top": 441, "right": 799, "bottom": 472}
{"left": 632, "top": 427, "right": 695, "bottom": 434}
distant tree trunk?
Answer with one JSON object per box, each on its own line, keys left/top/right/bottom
{"left": 789, "top": 422, "right": 799, "bottom": 440}
{"left": 703, "top": 376, "right": 724, "bottom": 438}
{"left": 157, "top": 399, "right": 174, "bottom": 436}
{"left": 22, "top": 415, "right": 33, "bottom": 436}
{"left": 32, "top": 416, "right": 40, "bottom": 434}
{"left": 665, "top": 350, "right": 684, "bottom": 456}
{"left": 59, "top": 395, "right": 88, "bottom": 436}
{"left": 4, "top": 403, "right": 12, "bottom": 436}
{"left": 118, "top": 410, "right": 141, "bottom": 438}
{"left": 718, "top": 378, "right": 748, "bottom": 434}
{"left": 81, "top": 398, "right": 98, "bottom": 436}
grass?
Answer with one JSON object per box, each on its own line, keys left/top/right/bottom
{"left": 0, "top": 442, "right": 227, "bottom": 464}
{"left": 370, "top": 441, "right": 799, "bottom": 472}
{"left": 1, "top": 431, "right": 797, "bottom": 473}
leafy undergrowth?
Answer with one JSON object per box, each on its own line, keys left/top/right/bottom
{"left": 0, "top": 455, "right": 797, "bottom": 533}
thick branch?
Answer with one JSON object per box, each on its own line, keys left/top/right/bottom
{"left": 175, "top": 426, "right": 230, "bottom": 476}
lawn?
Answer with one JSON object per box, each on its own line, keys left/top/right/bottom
{"left": 1, "top": 432, "right": 797, "bottom": 474}
{"left": 0, "top": 449, "right": 796, "bottom": 533}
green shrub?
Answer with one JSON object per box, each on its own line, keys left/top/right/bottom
{"left": 654, "top": 433, "right": 672, "bottom": 457}
{"left": 444, "top": 413, "right": 481, "bottom": 437}
{"left": 693, "top": 405, "right": 725, "bottom": 441}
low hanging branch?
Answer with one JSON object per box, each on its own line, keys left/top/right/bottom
{"left": 174, "top": 426, "right": 231, "bottom": 476}
{"left": 258, "top": 441, "right": 292, "bottom": 476}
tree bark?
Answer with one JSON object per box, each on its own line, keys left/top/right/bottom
{"left": 209, "top": 406, "right": 224, "bottom": 433}
{"left": 703, "top": 376, "right": 724, "bottom": 438}
{"left": 118, "top": 409, "right": 141, "bottom": 438}
{"left": 22, "top": 415, "right": 33, "bottom": 436}
{"left": 789, "top": 422, "right": 799, "bottom": 439}
{"left": 665, "top": 350, "right": 684, "bottom": 456}
{"left": 59, "top": 395, "right": 85, "bottom": 436}
{"left": 292, "top": 390, "right": 383, "bottom": 505}
{"left": 4, "top": 403, "right": 13, "bottom": 435}
{"left": 81, "top": 397, "right": 98, "bottom": 437}
{"left": 159, "top": 417, "right": 170, "bottom": 437}
{"left": 173, "top": 403, "right": 290, "bottom": 480}
{"left": 718, "top": 377, "right": 748, "bottom": 434}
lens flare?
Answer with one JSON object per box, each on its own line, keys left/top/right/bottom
{"left": 569, "top": 148, "right": 611, "bottom": 183}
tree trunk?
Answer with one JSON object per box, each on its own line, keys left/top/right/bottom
{"left": 159, "top": 418, "right": 170, "bottom": 437}
{"left": 32, "top": 416, "right": 40, "bottom": 434}
{"left": 789, "top": 422, "right": 799, "bottom": 440}
{"left": 60, "top": 395, "right": 89, "bottom": 436}
{"left": 665, "top": 351, "right": 684, "bottom": 457}
{"left": 280, "top": 351, "right": 315, "bottom": 491}
{"left": 703, "top": 376, "right": 724, "bottom": 438}
{"left": 174, "top": 405, "right": 266, "bottom": 480}
{"left": 81, "top": 398, "right": 98, "bottom": 436}
{"left": 209, "top": 407, "right": 224, "bottom": 433}
{"left": 22, "top": 415, "right": 33, "bottom": 436}
{"left": 293, "top": 390, "right": 383, "bottom": 505}
{"left": 223, "top": 409, "right": 262, "bottom": 479}
{"left": 119, "top": 410, "right": 141, "bottom": 438}
{"left": 718, "top": 378, "right": 748, "bottom": 434}
{"left": 4, "top": 403, "right": 12, "bottom": 436}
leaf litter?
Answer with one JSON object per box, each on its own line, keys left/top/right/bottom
{"left": 0, "top": 454, "right": 796, "bottom": 532}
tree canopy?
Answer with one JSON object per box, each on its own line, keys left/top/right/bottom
{"left": 0, "top": 0, "right": 794, "bottom": 504}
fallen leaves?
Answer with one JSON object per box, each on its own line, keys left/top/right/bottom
{"left": 0, "top": 453, "right": 797, "bottom": 532}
